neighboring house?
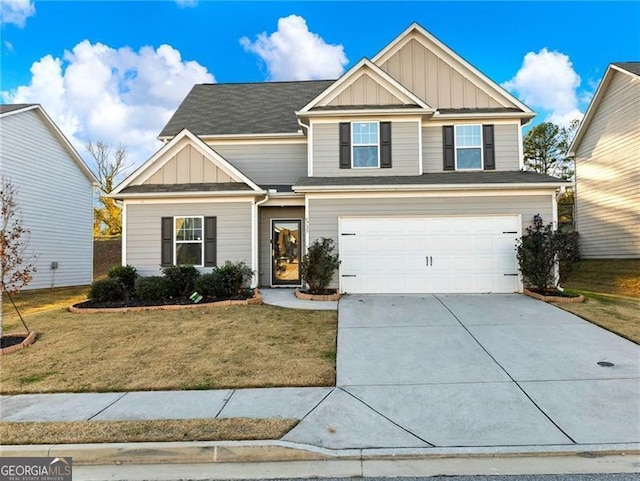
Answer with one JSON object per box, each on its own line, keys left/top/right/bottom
{"left": 113, "top": 23, "right": 569, "bottom": 294}
{"left": 568, "top": 63, "right": 640, "bottom": 259}
{"left": 0, "top": 104, "right": 97, "bottom": 289}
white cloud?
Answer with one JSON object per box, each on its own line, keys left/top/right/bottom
{"left": 240, "top": 15, "right": 348, "bottom": 81}
{"left": 0, "top": 0, "right": 35, "bottom": 27}
{"left": 4, "top": 40, "right": 14, "bottom": 52}
{"left": 2, "top": 40, "right": 214, "bottom": 170}
{"left": 503, "top": 48, "right": 583, "bottom": 126}
{"left": 175, "top": 0, "right": 197, "bottom": 8}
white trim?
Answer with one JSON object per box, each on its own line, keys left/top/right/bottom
{"left": 454, "top": 124, "right": 483, "bottom": 171}
{"left": 433, "top": 112, "right": 534, "bottom": 123}
{"left": 300, "top": 108, "right": 433, "bottom": 118}
{"left": 299, "top": 58, "right": 433, "bottom": 113}
{"left": 551, "top": 191, "right": 559, "bottom": 228}
{"left": 308, "top": 122, "right": 314, "bottom": 177}
{"left": 113, "top": 190, "right": 261, "bottom": 199}
{"left": 205, "top": 137, "right": 307, "bottom": 146}
{"left": 262, "top": 197, "right": 305, "bottom": 207}
{"left": 0, "top": 104, "right": 98, "bottom": 185}
{"left": 173, "top": 215, "right": 205, "bottom": 267}
{"left": 518, "top": 125, "right": 524, "bottom": 170}
{"left": 351, "top": 120, "right": 380, "bottom": 169}
{"left": 113, "top": 129, "right": 263, "bottom": 195}
{"left": 305, "top": 189, "right": 559, "bottom": 200}
{"left": 311, "top": 114, "right": 424, "bottom": 124}
{"left": 417, "top": 119, "right": 424, "bottom": 175}
{"left": 124, "top": 196, "right": 257, "bottom": 205}
{"left": 251, "top": 200, "right": 258, "bottom": 288}
{"left": 426, "top": 117, "right": 523, "bottom": 127}
{"left": 371, "top": 23, "right": 534, "bottom": 114}
{"left": 304, "top": 195, "right": 310, "bottom": 250}
{"left": 295, "top": 183, "right": 569, "bottom": 194}
{"left": 121, "top": 202, "right": 127, "bottom": 266}
{"left": 269, "top": 218, "right": 303, "bottom": 288}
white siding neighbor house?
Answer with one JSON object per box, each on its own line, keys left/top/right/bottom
{"left": 569, "top": 63, "right": 640, "bottom": 259}
{"left": 0, "top": 104, "right": 97, "bottom": 289}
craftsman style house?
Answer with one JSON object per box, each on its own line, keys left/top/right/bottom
{"left": 112, "top": 23, "right": 569, "bottom": 294}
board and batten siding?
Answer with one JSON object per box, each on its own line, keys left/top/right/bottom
{"left": 144, "top": 145, "right": 235, "bottom": 185}
{"left": 326, "top": 72, "right": 405, "bottom": 106}
{"left": 312, "top": 122, "right": 419, "bottom": 176}
{"left": 378, "top": 38, "right": 505, "bottom": 109}
{"left": 208, "top": 143, "right": 307, "bottom": 185}
{"left": 307, "top": 194, "right": 553, "bottom": 288}
{"left": 126, "top": 202, "right": 252, "bottom": 276}
{"left": 258, "top": 206, "right": 305, "bottom": 286}
{"left": 574, "top": 70, "right": 640, "bottom": 258}
{"left": 422, "top": 123, "right": 520, "bottom": 172}
{"left": 0, "top": 109, "right": 93, "bottom": 289}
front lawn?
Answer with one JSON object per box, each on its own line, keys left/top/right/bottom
{"left": 1, "top": 288, "right": 337, "bottom": 394}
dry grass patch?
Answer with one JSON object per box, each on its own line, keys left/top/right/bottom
{"left": 1, "top": 298, "right": 337, "bottom": 393}
{"left": 0, "top": 418, "right": 296, "bottom": 445}
{"left": 563, "top": 259, "right": 640, "bottom": 298}
{"left": 3, "top": 286, "right": 89, "bottom": 318}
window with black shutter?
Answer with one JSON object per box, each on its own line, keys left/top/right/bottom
{"left": 160, "top": 216, "right": 216, "bottom": 267}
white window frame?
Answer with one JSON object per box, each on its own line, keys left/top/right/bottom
{"left": 454, "top": 124, "right": 483, "bottom": 171}
{"left": 351, "top": 121, "right": 380, "bottom": 169}
{"left": 173, "top": 215, "right": 204, "bottom": 267}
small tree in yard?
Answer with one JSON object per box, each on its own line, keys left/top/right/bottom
{"left": 300, "top": 238, "right": 340, "bottom": 294}
{"left": 516, "top": 216, "right": 580, "bottom": 294}
{"left": 1, "top": 176, "right": 37, "bottom": 338}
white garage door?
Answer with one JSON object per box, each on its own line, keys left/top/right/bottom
{"left": 339, "top": 216, "right": 521, "bottom": 294}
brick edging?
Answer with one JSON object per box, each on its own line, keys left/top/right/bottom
{"left": 0, "top": 331, "right": 37, "bottom": 356}
{"left": 68, "top": 289, "right": 262, "bottom": 314}
{"left": 523, "top": 288, "right": 585, "bottom": 303}
{"left": 294, "top": 288, "right": 341, "bottom": 302}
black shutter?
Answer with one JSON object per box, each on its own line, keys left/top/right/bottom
{"left": 380, "top": 121, "right": 392, "bottom": 168}
{"left": 443, "top": 125, "right": 455, "bottom": 171}
{"left": 204, "top": 216, "right": 217, "bottom": 267}
{"left": 483, "top": 125, "right": 495, "bottom": 170}
{"left": 339, "top": 122, "right": 351, "bottom": 169}
{"left": 161, "top": 217, "right": 173, "bottom": 267}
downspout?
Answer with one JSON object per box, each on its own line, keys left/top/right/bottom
{"left": 252, "top": 192, "right": 270, "bottom": 288}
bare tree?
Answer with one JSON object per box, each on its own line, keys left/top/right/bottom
{"left": 1, "top": 175, "right": 37, "bottom": 338}
{"left": 86, "top": 141, "right": 129, "bottom": 236}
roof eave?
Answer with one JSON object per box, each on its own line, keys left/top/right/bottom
{"left": 111, "top": 190, "right": 265, "bottom": 200}
{"left": 157, "top": 132, "right": 305, "bottom": 142}
{"left": 294, "top": 182, "right": 570, "bottom": 193}
{"left": 297, "top": 108, "right": 434, "bottom": 118}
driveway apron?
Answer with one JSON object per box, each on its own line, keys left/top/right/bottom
{"left": 285, "top": 294, "right": 640, "bottom": 449}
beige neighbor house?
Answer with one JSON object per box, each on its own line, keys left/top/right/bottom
{"left": 568, "top": 63, "right": 640, "bottom": 259}
{"left": 0, "top": 104, "right": 97, "bottom": 289}
{"left": 112, "top": 23, "right": 570, "bottom": 294}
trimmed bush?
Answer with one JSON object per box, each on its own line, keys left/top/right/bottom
{"left": 107, "top": 265, "right": 137, "bottom": 299}
{"left": 209, "top": 261, "right": 254, "bottom": 299}
{"left": 557, "top": 231, "right": 581, "bottom": 281}
{"left": 89, "top": 278, "right": 125, "bottom": 303}
{"left": 134, "top": 276, "right": 171, "bottom": 302}
{"left": 300, "top": 238, "right": 340, "bottom": 294}
{"left": 162, "top": 265, "right": 200, "bottom": 298}
{"left": 194, "top": 273, "right": 218, "bottom": 297}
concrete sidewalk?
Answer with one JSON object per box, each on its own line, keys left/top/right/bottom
{"left": 260, "top": 288, "right": 338, "bottom": 310}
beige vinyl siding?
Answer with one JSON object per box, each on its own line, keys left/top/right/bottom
{"left": 0, "top": 109, "right": 93, "bottom": 290}
{"left": 313, "top": 121, "right": 419, "bottom": 176}
{"left": 422, "top": 123, "right": 520, "bottom": 172}
{"left": 144, "top": 145, "right": 235, "bottom": 184}
{"left": 307, "top": 194, "right": 553, "bottom": 288}
{"left": 207, "top": 143, "right": 307, "bottom": 185}
{"left": 126, "top": 202, "right": 252, "bottom": 276}
{"left": 258, "top": 206, "right": 305, "bottom": 286}
{"left": 327, "top": 73, "right": 405, "bottom": 106}
{"left": 575, "top": 70, "right": 640, "bottom": 258}
{"left": 378, "top": 38, "right": 505, "bottom": 109}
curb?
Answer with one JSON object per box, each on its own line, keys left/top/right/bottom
{"left": 1, "top": 440, "right": 638, "bottom": 466}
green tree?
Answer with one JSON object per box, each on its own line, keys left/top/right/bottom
{"left": 86, "top": 141, "right": 129, "bottom": 237}
{"left": 523, "top": 120, "right": 580, "bottom": 180}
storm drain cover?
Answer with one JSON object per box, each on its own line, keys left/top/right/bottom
{"left": 597, "top": 361, "right": 615, "bottom": 367}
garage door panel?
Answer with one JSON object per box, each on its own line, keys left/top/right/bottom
{"left": 340, "top": 216, "right": 520, "bottom": 294}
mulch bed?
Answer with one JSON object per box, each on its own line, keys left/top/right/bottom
{"left": 523, "top": 288, "right": 585, "bottom": 303}
{"left": 0, "top": 332, "right": 37, "bottom": 355}
{"left": 295, "top": 288, "right": 341, "bottom": 302}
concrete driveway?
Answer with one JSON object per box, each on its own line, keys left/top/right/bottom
{"left": 284, "top": 294, "right": 640, "bottom": 449}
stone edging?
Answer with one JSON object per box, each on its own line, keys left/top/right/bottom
{"left": 294, "top": 288, "right": 341, "bottom": 302}
{"left": 68, "top": 290, "right": 262, "bottom": 314}
{"left": 0, "top": 331, "right": 37, "bottom": 356}
{"left": 523, "top": 288, "right": 585, "bottom": 303}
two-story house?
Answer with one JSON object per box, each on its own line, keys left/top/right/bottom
{"left": 112, "top": 23, "right": 569, "bottom": 294}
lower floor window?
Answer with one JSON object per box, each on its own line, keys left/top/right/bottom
{"left": 175, "top": 216, "right": 203, "bottom": 266}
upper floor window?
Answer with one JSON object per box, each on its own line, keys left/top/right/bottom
{"left": 352, "top": 121, "right": 379, "bottom": 168}
{"left": 175, "top": 216, "right": 204, "bottom": 266}
{"left": 455, "top": 125, "right": 483, "bottom": 170}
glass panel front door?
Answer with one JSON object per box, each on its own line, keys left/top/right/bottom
{"left": 272, "top": 220, "right": 301, "bottom": 285}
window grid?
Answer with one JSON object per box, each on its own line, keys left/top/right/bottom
{"left": 455, "top": 125, "right": 483, "bottom": 170}
{"left": 174, "top": 216, "right": 204, "bottom": 266}
{"left": 352, "top": 121, "right": 380, "bottom": 168}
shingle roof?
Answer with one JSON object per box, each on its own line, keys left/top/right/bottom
{"left": 294, "top": 171, "right": 567, "bottom": 188}
{"left": 0, "top": 104, "right": 36, "bottom": 114}
{"left": 119, "top": 183, "right": 253, "bottom": 194}
{"left": 159, "top": 80, "right": 335, "bottom": 138}
{"left": 613, "top": 62, "right": 640, "bottom": 76}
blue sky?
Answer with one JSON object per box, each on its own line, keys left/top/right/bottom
{"left": 1, "top": 1, "right": 639, "bottom": 167}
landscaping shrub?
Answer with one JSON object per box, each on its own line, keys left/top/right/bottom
{"left": 557, "top": 231, "right": 581, "bottom": 281}
{"left": 209, "top": 261, "right": 254, "bottom": 298}
{"left": 89, "top": 278, "right": 125, "bottom": 303}
{"left": 162, "top": 265, "right": 200, "bottom": 298}
{"left": 194, "top": 273, "right": 218, "bottom": 297}
{"left": 300, "top": 238, "right": 340, "bottom": 294}
{"left": 107, "top": 265, "right": 137, "bottom": 299}
{"left": 134, "top": 276, "right": 171, "bottom": 302}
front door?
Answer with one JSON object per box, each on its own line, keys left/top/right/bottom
{"left": 271, "top": 219, "right": 301, "bottom": 286}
